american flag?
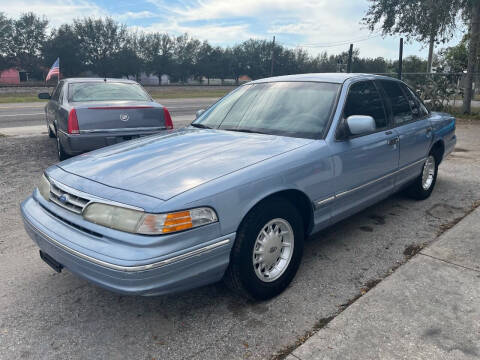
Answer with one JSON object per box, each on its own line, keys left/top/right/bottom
{"left": 46, "top": 58, "right": 60, "bottom": 81}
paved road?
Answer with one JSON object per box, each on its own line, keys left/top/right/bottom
{"left": 0, "top": 98, "right": 218, "bottom": 129}
{"left": 0, "top": 121, "right": 479, "bottom": 359}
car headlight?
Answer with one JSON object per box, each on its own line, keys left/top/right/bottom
{"left": 38, "top": 174, "right": 51, "bottom": 201}
{"left": 83, "top": 203, "right": 218, "bottom": 235}
{"left": 83, "top": 203, "right": 144, "bottom": 233}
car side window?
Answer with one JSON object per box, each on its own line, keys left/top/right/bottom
{"left": 343, "top": 80, "right": 387, "bottom": 130}
{"left": 51, "top": 82, "right": 63, "bottom": 102}
{"left": 401, "top": 84, "right": 429, "bottom": 119}
{"left": 380, "top": 80, "right": 413, "bottom": 125}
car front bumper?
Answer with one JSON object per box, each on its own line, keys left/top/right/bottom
{"left": 21, "top": 196, "right": 234, "bottom": 296}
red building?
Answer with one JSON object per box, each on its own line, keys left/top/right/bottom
{"left": 0, "top": 68, "right": 20, "bottom": 84}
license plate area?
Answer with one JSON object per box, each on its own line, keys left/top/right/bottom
{"left": 39, "top": 250, "right": 64, "bottom": 273}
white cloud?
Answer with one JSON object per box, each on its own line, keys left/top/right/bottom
{"left": 1, "top": 0, "right": 467, "bottom": 59}
{"left": 1, "top": 0, "right": 106, "bottom": 28}
{"left": 115, "top": 11, "right": 157, "bottom": 21}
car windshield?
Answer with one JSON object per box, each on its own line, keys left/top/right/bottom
{"left": 68, "top": 82, "right": 150, "bottom": 102}
{"left": 192, "top": 82, "right": 340, "bottom": 139}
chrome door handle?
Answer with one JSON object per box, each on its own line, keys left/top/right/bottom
{"left": 388, "top": 137, "right": 399, "bottom": 146}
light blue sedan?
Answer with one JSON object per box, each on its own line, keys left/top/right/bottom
{"left": 21, "top": 73, "right": 456, "bottom": 300}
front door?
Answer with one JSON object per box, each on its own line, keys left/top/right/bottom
{"left": 328, "top": 80, "right": 400, "bottom": 222}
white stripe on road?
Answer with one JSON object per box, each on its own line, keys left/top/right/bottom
{"left": 0, "top": 113, "right": 44, "bottom": 117}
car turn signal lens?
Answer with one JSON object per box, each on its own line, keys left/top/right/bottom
{"left": 137, "top": 207, "right": 217, "bottom": 235}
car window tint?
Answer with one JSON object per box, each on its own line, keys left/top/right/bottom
{"left": 193, "top": 82, "right": 340, "bottom": 139}
{"left": 380, "top": 80, "right": 413, "bottom": 125}
{"left": 402, "top": 84, "right": 429, "bottom": 118}
{"left": 68, "top": 82, "right": 150, "bottom": 102}
{"left": 343, "top": 81, "right": 387, "bottom": 129}
{"left": 51, "top": 82, "right": 63, "bottom": 102}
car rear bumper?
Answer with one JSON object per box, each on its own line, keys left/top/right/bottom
{"left": 58, "top": 129, "right": 166, "bottom": 155}
{"left": 21, "top": 196, "right": 234, "bottom": 296}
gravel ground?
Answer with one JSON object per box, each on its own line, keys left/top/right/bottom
{"left": 0, "top": 121, "right": 479, "bottom": 360}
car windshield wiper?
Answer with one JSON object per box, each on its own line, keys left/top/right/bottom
{"left": 222, "top": 127, "right": 267, "bottom": 135}
{"left": 191, "top": 123, "right": 212, "bottom": 129}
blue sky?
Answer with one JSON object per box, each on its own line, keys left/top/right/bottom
{"left": 1, "top": 0, "right": 466, "bottom": 60}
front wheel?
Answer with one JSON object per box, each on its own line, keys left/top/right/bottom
{"left": 224, "top": 198, "right": 304, "bottom": 300}
{"left": 405, "top": 154, "right": 438, "bottom": 200}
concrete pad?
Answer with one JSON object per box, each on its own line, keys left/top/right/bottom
{"left": 421, "top": 208, "right": 480, "bottom": 271}
{"left": 292, "top": 254, "right": 480, "bottom": 360}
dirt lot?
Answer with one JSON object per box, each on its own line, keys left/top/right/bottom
{"left": 0, "top": 120, "right": 479, "bottom": 360}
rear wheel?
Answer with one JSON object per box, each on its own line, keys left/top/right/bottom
{"left": 47, "top": 124, "right": 55, "bottom": 138}
{"left": 56, "top": 134, "right": 69, "bottom": 161}
{"left": 224, "top": 197, "right": 304, "bottom": 300}
{"left": 405, "top": 154, "right": 438, "bottom": 200}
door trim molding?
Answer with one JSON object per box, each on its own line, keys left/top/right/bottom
{"left": 314, "top": 157, "right": 426, "bottom": 208}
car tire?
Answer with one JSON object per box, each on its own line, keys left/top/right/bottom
{"left": 56, "top": 134, "right": 69, "bottom": 161}
{"left": 47, "top": 125, "right": 55, "bottom": 138}
{"left": 405, "top": 153, "right": 439, "bottom": 200}
{"left": 224, "top": 197, "right": 304, "bottom": 300}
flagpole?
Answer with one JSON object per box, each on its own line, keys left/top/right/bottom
{"left": 57, "top": 58, "right": 60, "bottom": 84}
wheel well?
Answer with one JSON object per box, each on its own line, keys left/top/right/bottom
{"left": 430, "top": 140, "right": 445, "bottom": 164}
{"left": 250, "top": 190, "right": 314, "bottom": 235}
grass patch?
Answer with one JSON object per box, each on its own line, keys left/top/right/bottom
{"left": 0, "top": 95, "right": 47, "bottom": 103}
{"left": 452, "top": 111, "right": 480, "bottom": 121}
{"left": 150, "top": 89, "right": 228, "bottom": 99}
{"left": 0, "top": 89, "right": 229, "bottom": 103}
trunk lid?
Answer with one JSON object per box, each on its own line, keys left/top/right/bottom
{"left": 72, "top": 101, "right": 168, "bottom": 132}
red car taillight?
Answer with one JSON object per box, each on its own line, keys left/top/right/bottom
{"left": 67, "top": 109, "right": 79, "bottom": 134}
{"left": 163, "top": 107, "right": 173, "bottom": 129}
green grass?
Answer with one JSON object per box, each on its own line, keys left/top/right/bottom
{"left": 0, "top": 89, "right": 229, "bottom": 104}
{"left": 0, "top": 95, "right": 47, "bottom": 103}
{"left": 453, "top": 112, "right": 480, "bottom": 121}
{"left": 150, "top": 89, "right": 228, "bottom": 99}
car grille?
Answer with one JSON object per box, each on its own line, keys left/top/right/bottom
{"left": 49, "top": 182, "right": 90, "bottom": 214}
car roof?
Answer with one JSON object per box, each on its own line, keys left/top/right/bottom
{"left": 61, "top": 78, "right": 138, "bottom": 84}
{"left": 249, "top": 73, "right": 400, "bottom": 84}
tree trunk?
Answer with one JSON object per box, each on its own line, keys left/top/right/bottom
{"left": 427, "top": 34, "right": 435, "bottom": 73}
{"left": 463, "top": 0, "right": 480, "bottom": 114}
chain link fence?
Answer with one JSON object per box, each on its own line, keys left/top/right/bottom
{"left": 379, "top": 72, "right": 478, "bottom": 112}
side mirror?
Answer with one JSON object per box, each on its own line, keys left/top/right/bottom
{"left": 196, "top": 109, "right": 205, "bottom": 119}
{"left": 38, "top": 92, "right": 51, "bottom": 100}
{"left": 346, "top": 115, "right": 376, "bottom": 136}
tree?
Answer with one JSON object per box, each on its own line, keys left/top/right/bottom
{"left": 73, "top": 17, "right": 128, "bottom": 77}
{"left": 363, "top": 0, "right": 462, "bottom": 73}
{"left": 10, "top": 13, "right": 48, "bottom": 77}
{"left": 42, "top": 24, "right": 85, "bottom": 77}
{"left": 0, "top": 13, "right": 14, "bottom": 71}
{"left": 463, "top": 0, "right": 480, "bottom": 113}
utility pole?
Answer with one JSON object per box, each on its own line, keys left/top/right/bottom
{"left": 398, "top": 38, "right": 403, "bottom": 80}
{"left": 347, "top": 44, "right": 353, "bottom": 73}
{"left": 270, "top": 36, "right": 275, "bottom": 77}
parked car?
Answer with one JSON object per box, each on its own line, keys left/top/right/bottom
{"left": 23, "top": 73, "right": 456, "bottom": 300}
{"left": 38, "top": 78, "right": 173, "bottom": 160}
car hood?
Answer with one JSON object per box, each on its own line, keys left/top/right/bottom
{"left": 58, "top": 128, "right": 313, "bottom": 200}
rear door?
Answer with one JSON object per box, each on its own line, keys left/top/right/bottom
{"left": 329, "top": 80, "right": 400, "bottom": 221}
{"left": 377, "top": 80, "right": 432, "bottom": 188}
{"left": 46, "top": 81, "right": 64, "bottom": 131}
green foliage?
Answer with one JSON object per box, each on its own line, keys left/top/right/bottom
{"left": 0, "top": 12, "right": 465, "bottom": 83}
{"left": 363, "top": 0, "right": 462, "bottom": 43}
